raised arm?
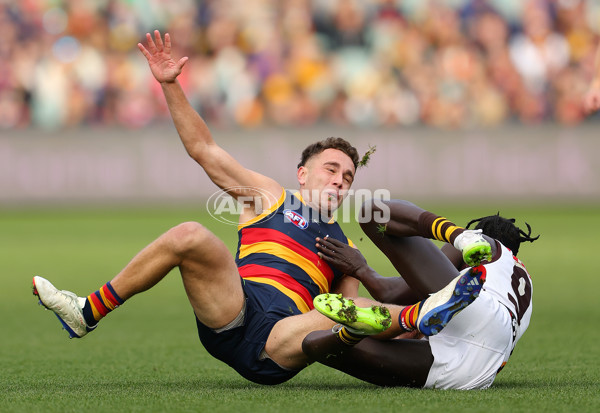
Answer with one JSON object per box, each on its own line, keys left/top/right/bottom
{"left": 138, "top": 30, "right": 281, "bottom": 213}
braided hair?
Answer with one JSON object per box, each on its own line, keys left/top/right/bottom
{"left": 466, "top": 213, "right": 540, "bottom": 256}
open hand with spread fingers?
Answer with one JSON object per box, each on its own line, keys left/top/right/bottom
{"left": 137, "top": 30, "right": 189, "bottom": 84}
{"left": 315, "top": 236, "right": 368, "bottom": 278}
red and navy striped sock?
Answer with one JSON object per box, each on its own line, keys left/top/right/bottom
{"left": 398, "top": 301, "right": 424, "bottom": 332}
{"left": 82, "top": 282, "right": 124, "bottom": 326}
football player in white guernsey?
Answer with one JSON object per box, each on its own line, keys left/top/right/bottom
{"left": 303, "top": 199, "right": 539, "bottom": 390}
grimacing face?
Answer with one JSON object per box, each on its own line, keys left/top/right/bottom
{"left": 296, "top": 148, "right": 356, "bottom": 213}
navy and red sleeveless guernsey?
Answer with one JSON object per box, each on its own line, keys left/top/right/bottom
{"left": 195, "top": 189, "right": 354, "bottom": 385}
{"left": 236, "top": 189, "right": 353, "bottom": 314}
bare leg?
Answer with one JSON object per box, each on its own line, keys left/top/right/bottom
{"left": 109, "top": 222, "right": 353, "bottom": 371}
{"left": 266, "top": 309, "right": 338, "bottom": 369}
{"left": 303, "top": 330, "right": 433, "bottom": 387}
{"left": 265, "top": 296, "right": 403, "bottom": 369}
{"left": 110, "top": 222, "right": 244, "bottom": 328}
{"left": 360, "top": 200, "right": 459, "bottom": 301}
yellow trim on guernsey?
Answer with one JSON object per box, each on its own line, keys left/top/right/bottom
{"left": 238, "top": 188, "right": 286, "bottom": 230}
{"left": 292, "top": 191, "right": 307, "bottom": 205}
{"left": 238, "top": 242, "right": 329, "bottom": 293}
{"left": 243, "top": 276, "right": 311, "bottom": 313}
{"left": 292, "top": 191, "right": 340, "bottom": 225}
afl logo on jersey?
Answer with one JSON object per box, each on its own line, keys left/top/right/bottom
{"left": 284, "top": 209, "right": 308, "bottom": 229}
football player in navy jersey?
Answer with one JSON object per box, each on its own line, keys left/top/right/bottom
{"left": 32, "top": 31, "right": 484, "bottom": 385}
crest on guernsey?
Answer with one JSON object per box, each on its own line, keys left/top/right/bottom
{"left": 283, "top": 209, "right": 308, "bottom": 229}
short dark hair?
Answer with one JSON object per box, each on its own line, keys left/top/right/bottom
{"left": 297, "top": 137, "right": 359, "bottom": 170}
{"left": 466, "top": 213, "right": 540, "bottom": 256}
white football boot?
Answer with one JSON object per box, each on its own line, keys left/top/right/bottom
{"left": 416, "top": 265, "right": 487, "bottom": 336}
{"left": 32, "top": 276, "right": 95, "bottom": 338}
{"left": 453, "top": 229, "right": 492, "bottom": 266}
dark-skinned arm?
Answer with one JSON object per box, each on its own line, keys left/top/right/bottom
{"left": 315, "top": 237, "right": 419, "bottom": 304}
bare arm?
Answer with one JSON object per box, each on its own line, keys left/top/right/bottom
{"left": 138, "top": 31, "right": 281, "bottom": 213}
{"left": 316, "top": 237, "right": 419, "bottom": 304}
{"left": 331, "top": 275, "right": 360, "bottom": 298}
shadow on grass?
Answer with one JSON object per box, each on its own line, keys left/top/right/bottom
{"left": 6, "top": 378, "right": 382, "bottom": 395}
{"left": 11, "top": 369, "right": 596, "bottom": 394}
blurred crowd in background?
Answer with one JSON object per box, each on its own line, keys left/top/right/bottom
{"left": 1, "top": 0, "right": 600, "bottom": 130}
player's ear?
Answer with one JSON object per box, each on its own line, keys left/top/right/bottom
{"left": 297, "top": 166, "right": 307, "bottom": 185}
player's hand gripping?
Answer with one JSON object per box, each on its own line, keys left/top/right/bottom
{"left": 315, "top": 236, "right": 368, "bottom": 279}
{"left": 138, "top": 30, "right": 189, "bottom": 84}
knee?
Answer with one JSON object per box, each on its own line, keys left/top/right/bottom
{"left": 301, "top": 330, "right": 335, "bottom": 361}
{"left": 301, "top": 331, "right": 320, "bottom": 359}
{"left": 166, "top": 221, "right": 212, "bottom": 256}
{"left": 302, "top": 330, "right": 348, "bottom": 364}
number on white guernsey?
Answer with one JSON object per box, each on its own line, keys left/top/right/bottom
{"left": 507, "top": 264, "right": 531, "bottom": 324}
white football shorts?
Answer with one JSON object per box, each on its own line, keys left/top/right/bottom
{"left": 424, "top": 292, "right": 513, "bottom": 390}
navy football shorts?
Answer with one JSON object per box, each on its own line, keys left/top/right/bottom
{"left": 195, "top": 279, "right": 303, "bottom": 385}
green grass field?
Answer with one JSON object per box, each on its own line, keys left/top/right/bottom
{"left": 1, "top": 205, "right": 599, "bottom": 412}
